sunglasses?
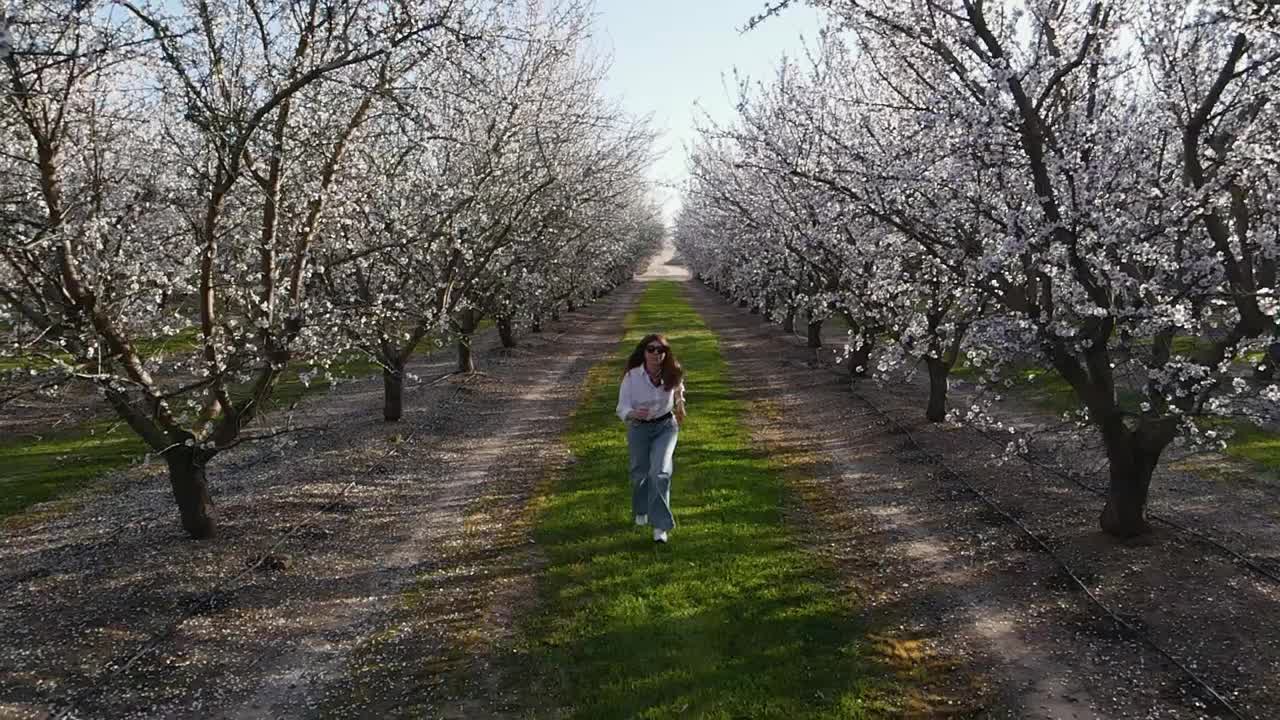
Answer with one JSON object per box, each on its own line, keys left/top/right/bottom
{"left": 645, "top": 345, "right": 667, "bottom": 354}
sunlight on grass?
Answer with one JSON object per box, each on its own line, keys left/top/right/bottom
{"left": 511, "top": 281, "right": 900, "bottom": 719}
{"left": 0, "top": 351, "right": 383, "bottom": 520}
{"left": 0, "top": 319, "right": 500, "bottom": 521}
{"left": 0, "top": 327, "right": 203, "bottom": 374}
{"left": 0, "top": 420, "right": 146, "bottom": 519}
{"left": 1219, "top": 422, "right": 1280, "bottom": 471}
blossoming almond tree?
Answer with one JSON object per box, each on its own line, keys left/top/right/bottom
{"left": 681, "top": 135, "right": 838, "bottom": 349}
{"left": 442, "top": 9, "right": 658, "bottom": 359}
{"left": 686, "top": 0, "right": 1279, "bottom": 537}
{"left": 0, "top": 0, "right": 470, "bottom": 538}
{"left": 842, "top": 0, "right": 1278, "bottom": 536}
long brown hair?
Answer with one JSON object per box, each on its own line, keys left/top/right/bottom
{"left": 622, "top": 333, "right": 684, "bottom": 391}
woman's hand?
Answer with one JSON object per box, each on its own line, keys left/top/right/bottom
{"left": 629, "top": 408, "right": 651, "bottom": 420}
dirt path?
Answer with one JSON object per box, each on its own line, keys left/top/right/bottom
{"left": 684, "top": 279, "right": 1279, "bottom": 720}
{"left": 0, "top": 283, "right": 639, "bottom": 720}
{"left": 310, "top": 253, "right": 685, "bottom": 718}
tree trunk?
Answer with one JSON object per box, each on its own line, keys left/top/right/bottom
{"left": 455, "top": 308, "right": 479, "bottom": 374}
{"left": 737, "top": 299, "right": 749, "bottom": 308}
{"left": 783, "top": 307, "right": 796, "bottom": 334}
{"left": 457, "top": 337, "right": 475, "bottom": 374}
{"left": 531, "top": 314, "right": 542, "bottom": 333}
{"left": 848, "top": 337, "right": 874, "bottom": 379}
{"left": 566, "top": 300, "right": 576, "bottom": 313}
{"left": 382, "top": 360, "right": 404, "bottom": 422}
{"left": 806, "top": 319, "right": 822, "bottom": 348}
{"left": 1098, "top": 417, "right": 1163, "bottom": 537}
{"left": 925, "top": 357, "right": 949, "bottom": 422}
{"left": 166, "top": 447, "right": 214, "bottom": 539}
{"left": 551, "top": 308, "right": 561, "bottom": 322}
{"left": 497, "top": 315, "right": 516, "bottom": 348}
{"left": 1116, "top": 326, "right": 1134, "bottom": 357}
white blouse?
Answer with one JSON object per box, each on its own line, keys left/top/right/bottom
{"left": 616, "top": 365, "right": 686, "bottom": 423}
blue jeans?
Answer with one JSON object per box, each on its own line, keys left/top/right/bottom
{"left": 627, "top": 416, "right": 679, "bottom": 531}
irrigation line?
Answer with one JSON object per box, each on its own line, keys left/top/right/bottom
{"left": 849, "top": 387, "right": 1249, "bottom": 720}
{"left": 963, "top": 423, "right": 1280, "bottom": 587}
{"left": 808, "top": 330, "right": 1280, "bottom": 587}
{"left": 97, "top": 370, "right": 481, "bottom": 678}
{"left": 1, "top": 353, "right": 493, "bottom": 604}
{"left": 735, "top": 294, "right": 1280, "bottom": 587}
{"left": 724, "top": 298, "right": 1253, "bottom": 716}
{"left": 0, "top": 510, "right": 168, "bottom": 603}
{"left": 112, "top": 471, "right": 366, "bottom": 675}
{"left": 146, "top": 305, "right": 602, "bottom": 690}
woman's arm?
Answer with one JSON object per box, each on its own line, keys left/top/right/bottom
{"left": 616, "top": 374, "right": 635, "bottom": 422}
{"left": 674, "top": 381, "right": 686, "bottom": 423}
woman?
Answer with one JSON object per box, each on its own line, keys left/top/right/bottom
{"left": 616, "top": 333, "right": 687, "bottom": 543}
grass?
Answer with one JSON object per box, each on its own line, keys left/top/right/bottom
{"left": 0, "top": 327, "right": 203, "bottom": 373}
{"left": 508, "top": 281, "right": 900, "bottom": 719}
{"left": 0, "top": 420, "right": 147, "bottom": 520}
{"left": 1, "top": 350, "right": 382, "bottom": 522}
{"left": 1212, "top": 421, "right": 1280, "bottom": 471}
{"left": 264, "top": 352, "right": 383, "bottom": 408}
{"left": 0, "top": 318, "right": 507, "bottom": 521}
{"left": 795, "top": 311, "right": 853, "bottom": 340}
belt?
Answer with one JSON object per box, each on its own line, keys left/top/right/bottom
{"left": 637, "top": 412, "right": 673, "bottom": 424}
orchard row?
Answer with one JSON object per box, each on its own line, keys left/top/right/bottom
{"left": 676, "top": 1, "right": 1280, "bottom": 538}
{"left": 0, "top": 0, "right": 661, "bottom": 537}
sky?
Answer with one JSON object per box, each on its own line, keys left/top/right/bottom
{"left": 588, "top": 1, "right": 824, "bottom": 224}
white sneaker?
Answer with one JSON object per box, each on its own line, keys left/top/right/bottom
{"left": 635, "top": 514, "right": 648, "bottom": 526}
{"left": 653, "top": 528, "right": 668, "bottom": 543}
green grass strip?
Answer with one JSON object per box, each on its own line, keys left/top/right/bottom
{"left": 514, "top": 281, "right": 896, "bottom": 719}
{"left": 0, "top": 421, "right": 147, "bottom": 520}
{"left": 0, "top": 353, "right": 381, "bottom": 521}
{"left": 1213, "top": 420, "right": 1280, "bottom": 472}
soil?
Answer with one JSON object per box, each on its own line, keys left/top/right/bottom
{"left": 0, "top": 383, "right": 114, "bottom": 442}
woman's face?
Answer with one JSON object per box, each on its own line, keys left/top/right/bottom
{"left": 643, "top": 340, "right": 667, "bottom": 368}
